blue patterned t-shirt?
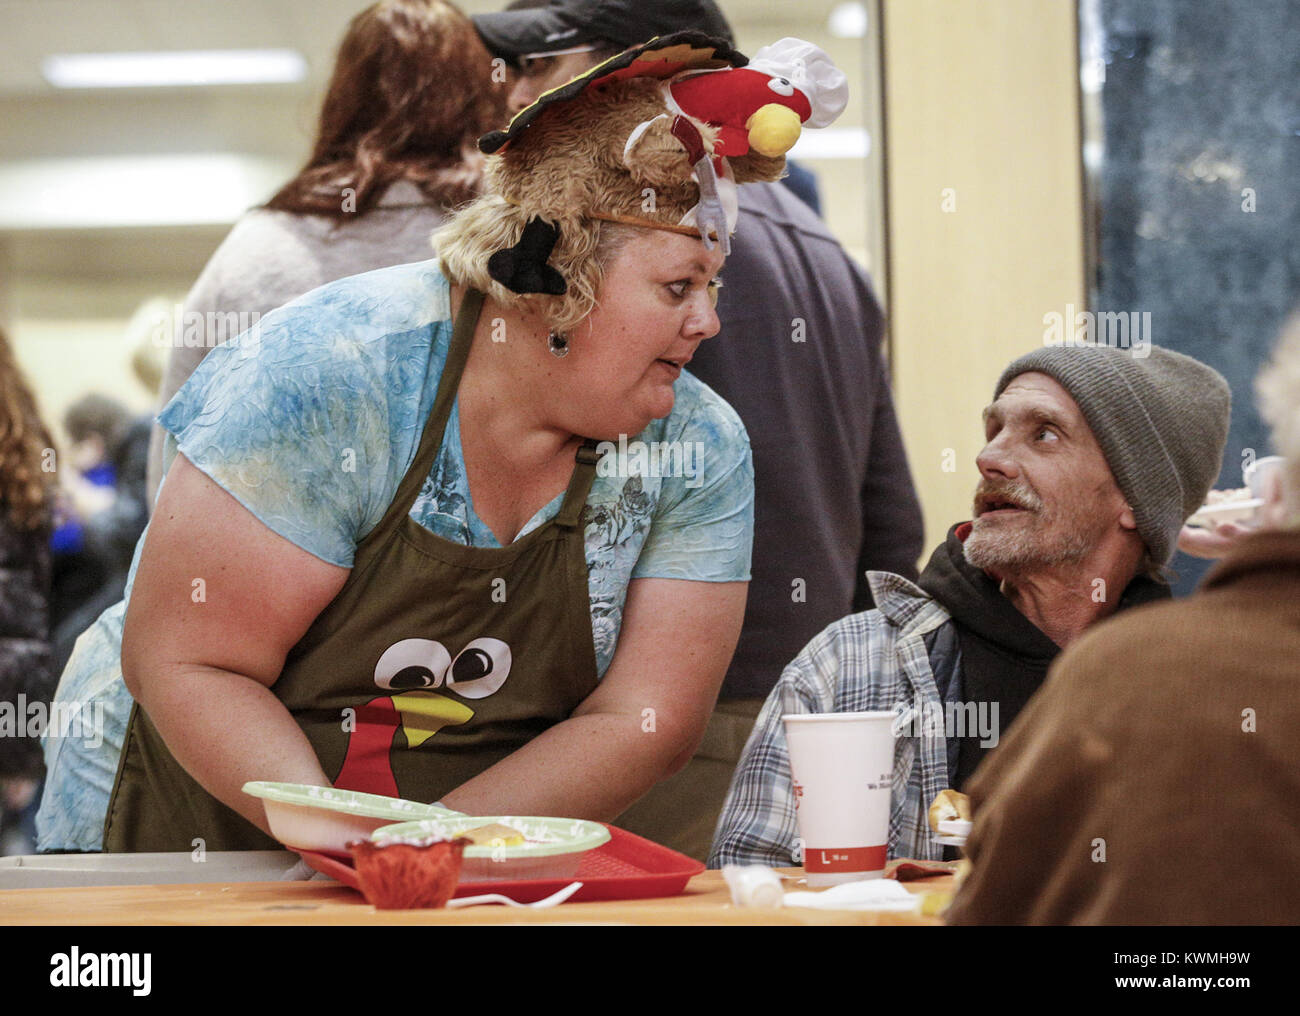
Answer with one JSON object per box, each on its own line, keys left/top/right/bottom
{"left": 36, "top": 259, "right": 753, "bottom": 851}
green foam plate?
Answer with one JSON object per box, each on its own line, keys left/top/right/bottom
{"left": 242, "top": 781, "right": 457, "bottom": 822}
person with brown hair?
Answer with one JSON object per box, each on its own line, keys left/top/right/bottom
{"left": 0, "top": 328, "right": 56, "bottom": 851}
{"left": 144, "top": 0, "right": 508, "bottom": 503}
{"left": 0, "top": 330, "right": 55, "bottom": 544}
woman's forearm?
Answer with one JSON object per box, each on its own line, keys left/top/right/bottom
{"left": 442, "top": 579, "right": 746, "bottom": 820}
{"left": 130, "top": 666, "right": 331, "bottom": 834}
{"left": 439, "top": 711, "right": 687, "bottom": 821}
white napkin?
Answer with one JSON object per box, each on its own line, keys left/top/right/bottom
{"left": 783, "top": 878, "right": 920, "bottom": 912}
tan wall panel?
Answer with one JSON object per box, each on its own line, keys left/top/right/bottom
{"left": 11, "top": 318, "right": 158, "bottom": 450}
{"left": 882, "top": 0, "right": 1085, "bottom": 556}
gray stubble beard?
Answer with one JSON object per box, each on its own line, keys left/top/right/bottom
{"left": 962, "top": 511, "right": 1098, "bottom": 573}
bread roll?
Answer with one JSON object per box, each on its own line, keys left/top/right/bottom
{"left": 928, "top": 789, "right": 971, "bottom": 832}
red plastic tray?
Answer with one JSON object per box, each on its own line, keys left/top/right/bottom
{"left": 297, "top": 824, "right": 705, "bottom": 905}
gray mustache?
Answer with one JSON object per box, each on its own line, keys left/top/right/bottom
{"left": 974, "top": 481, "right": 1043, "bottom": 512}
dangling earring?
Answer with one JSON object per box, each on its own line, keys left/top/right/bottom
{"left": 548, "top": 331, "right": 570, "bottom": 358}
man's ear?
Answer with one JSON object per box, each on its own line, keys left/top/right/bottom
{"left": 1119, "top": 504, "right": 1138, "bottom": 531}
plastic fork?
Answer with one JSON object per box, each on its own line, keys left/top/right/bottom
{"left": 445, "top": 881, "right": 583, "bottom": 909}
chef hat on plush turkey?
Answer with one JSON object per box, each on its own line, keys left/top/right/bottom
{"left": 745, "top": 38, "right": 849, "bottom": 129}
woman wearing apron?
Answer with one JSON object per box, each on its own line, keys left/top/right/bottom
{"left": 36, "top": 34, "right": 841, "bottom": 850}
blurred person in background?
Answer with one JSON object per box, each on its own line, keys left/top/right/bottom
{"left": 50, "top": 395, "right": 151, "bottom": 677}
{"left": 473, "top": 0, "right": 924, "bottom": 860}
{"left": 0, "top": 328, "right": 56, "bottom": 855}
{"left": 947, "top": 316, "right": 1300, "bottom": 925}
{"left": 145, "top": 0, "right": 508, "bottom": 503}
{"left": 125, "top": 296, "right": 170, "bottom": 399}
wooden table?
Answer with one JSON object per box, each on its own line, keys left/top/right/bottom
{"left": 0, "top": 867, "right": 954, "bottom": 926}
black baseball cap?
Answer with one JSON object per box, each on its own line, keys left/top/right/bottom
{"left": 473, "top": 0, "right": 734, "bottom": 63}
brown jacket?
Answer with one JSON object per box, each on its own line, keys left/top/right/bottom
{"left": 946, "top": 528, "right": 1300, "bottom": 925}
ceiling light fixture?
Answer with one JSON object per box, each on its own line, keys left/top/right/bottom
{"left": 828, "top": 2, "right": 869, "bottom": 39}
{"left": 42, "top": 49, "right": 307, "bottom": 89}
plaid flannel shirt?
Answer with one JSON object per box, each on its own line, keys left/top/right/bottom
{"left": 710, "top": 570, "right": 955, "bottom": 867}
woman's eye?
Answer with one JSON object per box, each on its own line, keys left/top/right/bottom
{"left": 668, "top": 278, "right": 722, "bottom": 302}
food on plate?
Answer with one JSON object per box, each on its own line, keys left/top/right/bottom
{"left": 1186, "top": 485, "right": 1265, "bottom": 528}
{"left": 1204, "top": 487, "right": 1253, "bottom": 505}
{"left": 927, "top": 789, "right": 971, "bottom": 833}
{"left": 457, "top": 822, "right": 527, "bottom": 847}
{"left": 349, "top": 833, "right": 470, "bottom": 909}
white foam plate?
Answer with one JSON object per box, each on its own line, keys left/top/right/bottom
{"left": 933, "top": 818, "right": 971, "bottom": 848}
{"left": 1185, "top": 499, "right": 1264, "bottom": 528}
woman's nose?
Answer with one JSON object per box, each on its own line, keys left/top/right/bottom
{"left": 686, "top": 293, "right": 722, "bottom": 341}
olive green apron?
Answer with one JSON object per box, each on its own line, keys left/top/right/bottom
{"left": 104, "top": 288, "right": 601, "bottom": 851}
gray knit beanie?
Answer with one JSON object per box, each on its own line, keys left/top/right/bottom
{"left": 995, "top": 344, "right": 1231, "bottom": 566}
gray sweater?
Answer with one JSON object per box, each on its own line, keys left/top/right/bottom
{"left": 145, "top": 181, "right": 449, "bottom": 503}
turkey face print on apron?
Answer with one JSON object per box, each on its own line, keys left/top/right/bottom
{"left": 104, "top": 288, "right": 601, "bottom": 851}
{"left": 338, "top": 635, "right": 512, "bottom": 798}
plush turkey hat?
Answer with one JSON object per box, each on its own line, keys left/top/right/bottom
{"left": 476, "top": 30, "right": 845, "bottom": 293}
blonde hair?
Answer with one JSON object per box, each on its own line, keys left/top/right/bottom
{"left": 434, "top": 195, "right": 638, "bottom": 333}
{"left": 1255, "top": 311, "right": 1300, "bottom": 524}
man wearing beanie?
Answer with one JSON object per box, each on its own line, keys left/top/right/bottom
{"left": 949, "top": 322, "right": 1300, "bottom": 924}
{"left": 712, "top": 343, "right": 1231, "bottom": 866}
